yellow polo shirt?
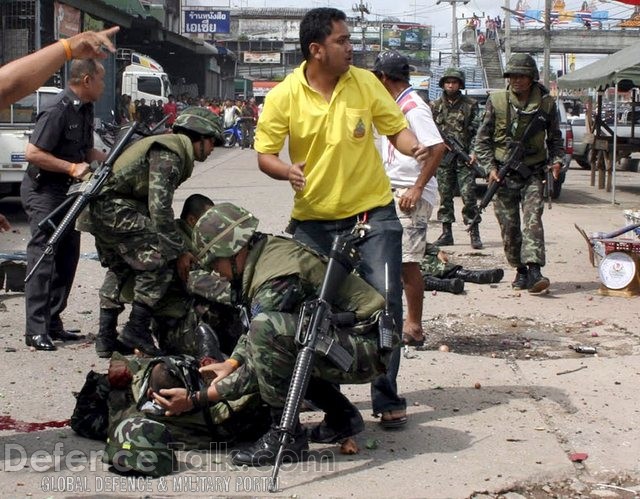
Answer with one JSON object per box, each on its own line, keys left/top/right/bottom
{"left": 254, "top": 63, "right": 408, "bottom": 220}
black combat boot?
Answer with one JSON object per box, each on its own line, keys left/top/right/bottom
{"left": 435, "top": 222, "right": 454, "bottom": 246}
{"left": 454, "top": 268, "right": 504, "bottom": 284}
{"left": 306, "top": 378, "right": 364, "bottom": 444}
{"left": 527, "top": 263, "right": 550, "bottom": 293}
{"left": 511, "top": 267, "right": 529, "bottom": 290}
{"left": 118, "top": 302, "right": 162, "bottom": 356}
{"left": 94, "top": 307, "right": 132, "bottom": 358}
{"left": 194, "top": 323, "right": 225, "bottom": 362}
{"left": 231, "top": 409, "right": 309, "bottom": 467}
{"left": 423, "top": 275, "right": 465, "bottom": 294}
{"left": 469, "top": 224, "right": 483, "bottom": 249}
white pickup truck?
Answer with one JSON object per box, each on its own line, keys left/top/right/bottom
{"left": 0, "top": 86, "right": 62, "bottom": 198}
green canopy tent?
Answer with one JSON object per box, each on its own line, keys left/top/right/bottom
{"left": 558, "top": 42, "right": 640, "bottom": 203}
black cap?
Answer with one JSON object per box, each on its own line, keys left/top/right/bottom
{"left": 373, "top": 51, "right": 411, "bottom": 81}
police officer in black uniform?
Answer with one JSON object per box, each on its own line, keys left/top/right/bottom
{"left": 21, "top": 58, "right": 107, "bottom": 351}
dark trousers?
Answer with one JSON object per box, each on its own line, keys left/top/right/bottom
{"left": 20, "top": 174, "right": 80, "bottom": 337}
{"left": 292, "top": 202, "right": 406, "bottom": 414}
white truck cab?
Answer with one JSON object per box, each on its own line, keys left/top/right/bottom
{"left": 0, "top": 86, "right": 62, "bottom": 198}
{"left": 118, "top": 50, "right": 171, "bottom": 105}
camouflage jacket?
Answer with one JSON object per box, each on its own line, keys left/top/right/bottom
{"left": 475, "top": 83, "right": 564, "bottom": 174}
{"left": 430, "top": 92, "right": 480, "bottom": 161}
{"left": 98, "top": 134, "right": 195, "bottom": 260}
{"left": 242, "top": 235, "right": 385, "bottom": 321}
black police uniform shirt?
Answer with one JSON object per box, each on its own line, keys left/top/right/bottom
{"left": 27, "top": 87, "right": 94, "bottom": 184}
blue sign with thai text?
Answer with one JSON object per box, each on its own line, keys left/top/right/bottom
{"left": 183, "top": 10, "right": 230, "bottom": 34}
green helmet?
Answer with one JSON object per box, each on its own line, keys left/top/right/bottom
{"left": 504, "top": 54, "right": 539, "bottom": 81}
{"left": 173, "top": 106, "right": 224, "bottom": 145}
{"left": 192, "top": 203, "right": 259, "bottom": 268}
{"left": 439, "top": 68, "right": 466, "bottom": 89}
{"left": 103, "top": 417, "right": 175, "bottom": 477}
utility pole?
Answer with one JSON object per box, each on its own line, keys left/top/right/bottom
{"left": 543, "top": 0, "right": 551, "bottom": 87}
{"left": 352, "top": 2, "right": 370, "bottom": 67}
{"left": 436, "top": 0, "right": 469, "bottom": 67}
{"left": 504, "top": 0, "right": 511, "bottom": 61}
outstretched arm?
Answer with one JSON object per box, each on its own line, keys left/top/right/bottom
{"left": 0, "top": 26, "right": 119, "bottom": 108}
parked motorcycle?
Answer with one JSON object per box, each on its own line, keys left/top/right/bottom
{"left": 223, "top": 117, "right": 254, "bottom": 149}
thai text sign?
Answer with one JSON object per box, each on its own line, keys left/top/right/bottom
{"left": 183, "top": 10, "right": 230, "bottom": 34}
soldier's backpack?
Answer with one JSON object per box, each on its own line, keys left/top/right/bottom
{"left": 70, "top": 370, "right": 111, "bottom": 440}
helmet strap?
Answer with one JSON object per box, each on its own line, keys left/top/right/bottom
{"left": 229, "top": 255, "right": 243, "bottom": 304}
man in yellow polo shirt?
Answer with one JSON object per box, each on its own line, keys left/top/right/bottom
{"left": 255, "top": 7, "right": 434, "bottom": 434}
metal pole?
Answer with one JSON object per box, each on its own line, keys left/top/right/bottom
{"left": 543, "top": 0, "right": 551, "bottom": 88}
{"left": 612, "top": 80, "right": 618, "bottom": 204}
{"left": 505, "top": 0, "right": 511, "bottom": 61}
{"left": 436, "top": 1, "right": 469, "bottom": 67}
{"left": 452, "top": 1, "right": 458, "bottom": 66}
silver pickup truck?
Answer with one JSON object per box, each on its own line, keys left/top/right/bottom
{"left": 570, "top": 114, "right": 638, "bottom": 170}
{"left": 0, "top": 87, "right": 62, "bottom": 198}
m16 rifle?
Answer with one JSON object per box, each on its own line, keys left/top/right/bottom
{"left": 25, "top": 120, "right": 151, "bottom": 282}
{"left": 440, "top": 131, "right": 486, "bottom": 179}
{"left": 467, "top": 109, "right": 550, "bottom": 231}
{"left": 269, "top": 233, "right": 360, "bottom": 492}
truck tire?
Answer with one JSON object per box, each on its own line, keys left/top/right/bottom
{"left": 576, "top": 146, "right": 591, "bottom": 169}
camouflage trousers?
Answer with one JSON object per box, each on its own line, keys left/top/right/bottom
{"left": 419, "top": 253, "right": 460, "bottom": 278}
{"left": 493, "top": 174, "right": 546, "bottom": 267}
{"left": 91, "top": 198, "right": 175, "bottom": 309}
{"left": 436, "top": 160, "right": 479, "bottom": 225}
{"left": 246, "top": 311, "right": 387, "bottom": 409}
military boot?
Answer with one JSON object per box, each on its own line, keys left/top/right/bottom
{"left": 306, "top": 379, "right": 364, "bottom": 444}
{"left": 118, "top": 302, "right": 162, "bottom": 356}
{"left": 423, "top": 275, "right": 465, "bottom": 294}
{"left": 435, "top": 223, "right": 454, "bottom": 246}
{"left": 194, "top": 323, "right": 225, "bottom": 362}
{"left": 469, "top": 224, "right": 483, "bottom": 249}
{"left": 231, "top": 409, "right": 308, "bottom": 467}
{"left": 527, "top": 264, "right": 550, "bottom": 293}
{"left": 95, "top": 307, "right": 132, "bottom": 358}
{"left": 454, "top": 268, "right": 504, "bottom": 284}
{"left": 511, "top": 267, "right": 529, "bottom": 290}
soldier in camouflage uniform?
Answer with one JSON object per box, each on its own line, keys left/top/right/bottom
{"left": 113, "top": 193, "right": 243, "bottom": 360}
{"left": 153, "top": 203, "right": 394, "bottom": 467}
{"left": 420, "top": 242, "right": 504, "bottom": 294}
{"left": 87, "top": 107, "right": 224, "bottom": 356}
{"left": 430, "top": 68, "right": 483, "bottom": 249}
{"left": 474, "top": 54, "right": 564, "bottom": 293}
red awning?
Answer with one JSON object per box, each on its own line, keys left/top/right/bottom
{"left": 616, "top": 0, "right": 640, "bottom": 5}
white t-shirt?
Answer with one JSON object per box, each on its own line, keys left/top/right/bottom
{"left": 382, "top": 87, "right": 443, "bottom": 205}
{"left": 223, "top": 106, "right": 240, "bottom": 128}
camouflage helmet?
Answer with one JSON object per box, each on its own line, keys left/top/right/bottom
{"left": 103, "top": 417, "right": 175, "bottom": 477}
{"left": 173, "top": 106, "right": 224, "bottom": 146}
{"left": 439, "top": 68, "right": 466, "bottom": 89}
{"left": 192, "top": 203, "right": 259, "bottom": 268}
{"left": 504, "top": 54, "right": 539, "bottom": 81}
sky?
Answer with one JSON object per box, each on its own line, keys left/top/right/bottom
{"left": 222, "top": 0, "right": 637, "bottom": 70}
{"left": 227, "top": 0, "right": 636, "bottom": 31}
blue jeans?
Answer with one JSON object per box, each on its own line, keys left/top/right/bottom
{"left": 292, "top": 202, "right": 406, "bottom": 414}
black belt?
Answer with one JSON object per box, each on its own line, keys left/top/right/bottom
{"left": 26, "top": 164, "right": 73, "bottom": 186}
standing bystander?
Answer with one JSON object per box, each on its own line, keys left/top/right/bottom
{"left": 373, "top": 50, "right": 445, "bottom": 346}
{"left": 0, "top": 27, "right": 118, "bottom": 230}
{"left": 22, "top": 59, "right": 107, "bottom": 351}
{"left": 254, "top": 7, "right": 434, "bottom": 429}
